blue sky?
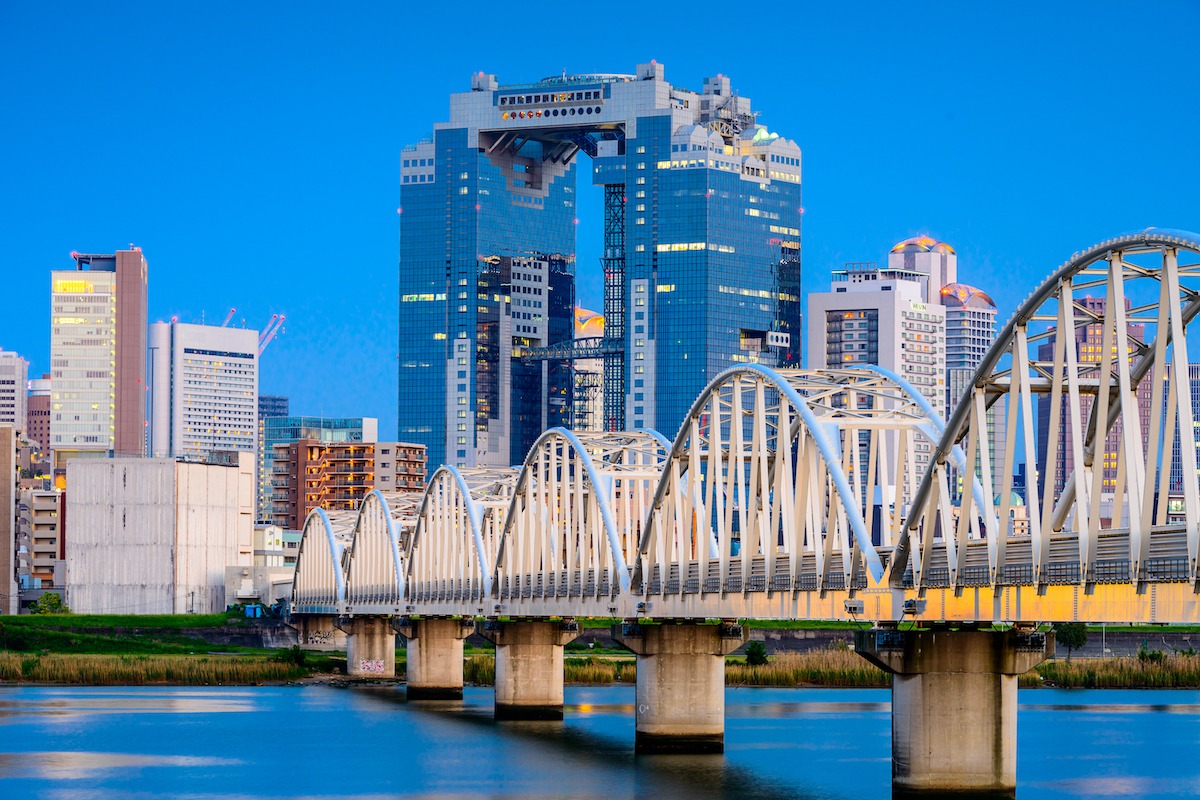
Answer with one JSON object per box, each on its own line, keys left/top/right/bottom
{"left": 3, "top": 2, "right": 1197, "bottom": 440}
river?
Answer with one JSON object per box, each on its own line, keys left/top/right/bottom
{"left": 1, "top": 684, "right": 1198, "bottom": 798}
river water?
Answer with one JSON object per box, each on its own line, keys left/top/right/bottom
{"left": 1, "top": 684, "right": 1198, "bottom": 798}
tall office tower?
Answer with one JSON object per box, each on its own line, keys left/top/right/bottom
{"left": 147, "top": 321, "right": 259, "bottom": 458}
{"left": 1035, "top": 296, "right": 1155, "bottom": 514}
{"left": 399, "top": 63, "right": 803, "bottom": 469}
{"left": 26, "top": 374, "right": 51, "bottom": 455}
{"left": 50, "top": 248, "right": 148, "bottom": 464}
{"left": 1167, "top": 365, "right": 1200, "bottom": 499}
{"left": 0, "top": 350, "right": 29, "bottom": 434}
{"left": 257, "top": 416, "right": 377, "bottom": 523}
{"left": 258, "top": 395, "right": 289, "bottom": 420}
{"left": 940, "top": 283, "right": 1005, "bottom": 500}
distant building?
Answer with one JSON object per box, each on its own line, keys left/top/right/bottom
{"left": 147, "top": 321, "right": 259, "bottom": 459}
{"left": 270, "top": 439, "right": 426, "bottom": 530}
{"left": 257, "top": 416, "right": 378, "bottom": 522}
{"left": 50, "top": 249, "right": 148, "bottom": 464}
{"left": 940, "top": 282, "right": 1005, "bottom": 500}
{"left": 26, "top": 374, "right": 51, "bottom": 459}
{"left": 15, "top": 487, "right": 63, "bottom": 610}
{"left": 0, "top": 350, "right": 29, "bottom": 435}
{"left": 65, "top": 453, "right": 255, "bottom": 614}
{"left": 258, "top": 395, "right": 289, "bottom": 420}
{"left": 0, "top": 425, "right": 17, "bottom": 614}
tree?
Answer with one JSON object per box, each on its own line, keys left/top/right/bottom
{"left": 30, "top": 592, "right": 70, "bottom": 615}
{"left": 1053, "top": 622, "right": 1087, "bottom": 661}
{"left": 745, "top": 640, "right": 768, "bottom": 666}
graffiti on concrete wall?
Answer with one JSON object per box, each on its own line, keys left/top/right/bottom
{"left": 359, "top": 659, "right": 385, "bottom": 674}
{"left": 306, "top": 630, "right": 335, "bottom": 646}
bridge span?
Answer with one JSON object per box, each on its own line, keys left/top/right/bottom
{"left": 290, "top": 228, "right": 1200, "bottom": 794}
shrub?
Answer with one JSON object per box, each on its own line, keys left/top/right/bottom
{"left": 29, "top": 593, "right": 71, "bottom": 615}
{"left": 744, "top": 641, "right": 768, "bottom": 666}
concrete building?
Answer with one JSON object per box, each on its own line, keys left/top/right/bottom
{"left": 26, "top": 373, "right": 51, "bottom": 460}
{"left": 50, "top": 248, "right": 148, "bottom": 465}
{"left": 399, "top": 63, "right": 804, "bottom": 469}
{"left": 0, "top": 425, "right": 17, "bottom": 614}
{"left": 0, "top": 350, "right": 29, "bottom": 435}
{"left": 257, "top": 416, "right": 377, "bottom": 522}
{"left": 65, "top": 453, "right": 254, "bottom": 614}
{"left": 147, "top": 321, "right": 259, "bottom": 459}
{"left": 270, "top": 439, "right": 425, "bottom": 529}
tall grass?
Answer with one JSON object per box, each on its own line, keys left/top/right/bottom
{"left": 1036, "top": 655, "right": 1200, "bottom": 688}
{"left": 727, "top": 649, "right": 891, "bottom": 687}
{"left": 0, "top": 653, "right": 306, "bottom": 685}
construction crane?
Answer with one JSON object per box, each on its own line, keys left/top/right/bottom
{"left": 220, "top": 307, "right": 236, "bottom": 327}
{"left": 258, "top": 314, "right": 286, "bottom": 356}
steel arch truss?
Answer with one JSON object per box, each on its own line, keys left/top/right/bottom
{"left": 635, "top": 365, "right": 941, "bottom": 617}
{"left": 344, "top": 491, "right": 407, "bottom": 615}
{"left": 899, "top": 229, "right": 1200, "bottom": 598}
{"left": 494, "top": 428, "right": 670, "bottom": 616}
{"left": 406, "top": 466, "right": 520, "bottom": 614}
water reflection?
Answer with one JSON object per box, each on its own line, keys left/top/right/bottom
{"left": 0, "top": 752, "right": 240, "bottom": 780}
{"left": 0, "top": 688, "right": 256, "bottom": 722}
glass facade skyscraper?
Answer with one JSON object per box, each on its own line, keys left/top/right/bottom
{"left": 400, "top": 63, "right": 803, "bottom": 470}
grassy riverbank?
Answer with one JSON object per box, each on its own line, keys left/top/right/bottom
{"left": 0, "top": 652, "right": 316, "bottom": 684}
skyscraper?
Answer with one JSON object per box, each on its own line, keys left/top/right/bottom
{"left": 50, "top": 248, "right": 148, "bottom": 464}
{"left": 399, "top": 63, "right": 803, "bottom": 469}
{"left": 147, "top": 321, "right": 259, "bottom": 459}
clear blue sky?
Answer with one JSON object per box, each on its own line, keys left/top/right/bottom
{"left": 3, "top": 2, "right": 1197, "bottom": 440}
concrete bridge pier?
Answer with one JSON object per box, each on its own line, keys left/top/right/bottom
{"left": 612, "top": 620, "right": 746, "bottom": 753}
{"left": 855, "top": 625, "right": 1054, "bottom": 797}
{"left": 478, "top": 619, "right": 580, "bottom": 720}
{"left": 291, "top": 614, "right": 347, "bottom": 651}
{"left": 396, "top": 617, "right": 474, "bottom": 699}
{"left": 340, "top": 616, "right": 396, "bottom": 677}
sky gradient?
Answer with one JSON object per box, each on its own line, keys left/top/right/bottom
{"left": 3, "top": 2, "right": 1197, "bottom": 441}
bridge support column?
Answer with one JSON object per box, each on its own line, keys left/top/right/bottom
{"left": 396, "top": 617, "right": 474, "bottom": 699}
{"left": 478, "top": 619, "right": 579, "bottom": 720}
{"left": 855, "top": 626, "right": 1054, "bottom": 797}
{"left": 341, "top": 617, "right": 396, "bottom": 677}
{"left": 612, "top": 621, "right": 746, "bottom": 753}
{"left": 291, "top": 615, "right": 346, "bottom": 651}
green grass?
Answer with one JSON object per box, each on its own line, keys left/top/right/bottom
{"left": 1035, "top": 654, "right": 1200, "bottom": 688}
{"left": 0, "top": 652, "right": 308, "bottom": 684}
{"left": 0, "top": 613, "right": 236, "bottom": 630}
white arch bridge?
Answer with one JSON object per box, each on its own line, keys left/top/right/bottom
{"left": 290, "top": 229, "right": 1200, "bottom": 792}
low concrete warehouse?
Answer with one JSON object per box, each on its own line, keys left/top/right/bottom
{"left": 65, "top": 453, "right": 254, "bottom": 614}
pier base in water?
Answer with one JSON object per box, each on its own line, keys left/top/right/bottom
{"left": 478, "top": 619, "right": 579, "bottom": 720}
{"left": 612, "top": 621, "right": 746, "bottom": 753}
{"left": 855, "top": 626, "right": 1054, "bottom": 796}
{"left": 341, "top": 616, "right": 396, "bottom": 677}
{"left": 396, "top": 617, "right": 474, "bottom": 699}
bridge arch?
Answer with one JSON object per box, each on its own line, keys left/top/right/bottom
{"left": 407, "top": 466, "right": 520, "bottom": 614}
{"left": 637, "top": 365, "right": 945, "bottom": 603}
{"left": 900, "top": 228, "right": 1200, "bottom": 592}
{"left": 343, "top": 490, "right": 408, "bottom": 615}
{"left": 290, "top": 507, "right": 351, "bottom": 615}
{"left": 494, "top": 428, "right": 670, "bottom": 612}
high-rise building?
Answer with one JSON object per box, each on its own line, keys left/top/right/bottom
{"left": 0, "top": 424, "right": 17, "bottom": 614}
{"left": 1168, "top": 365, "right": 1200, "bottom": 498}
{"left": 399, "top": 63, "right": 803, "bottom": 470}
{"left": 0, "top": 350, "right": 29, "bottom": 435}
{"left": 26, "top": 374, "right": 51, "bottom": 456}
{"left": 573, "top": 308, "right": 605, "bottom": 432}
{"left": 940, "top": 282, "right": 1006, "bottom": 499}
{"left": 147, "top": 321, "right": 259, "bottom": 459}
{"left": 50, "top": 248, "right": 148, "bottom": 464}
{"left": 258, "top": 416, "right": 378, "bottom": 523}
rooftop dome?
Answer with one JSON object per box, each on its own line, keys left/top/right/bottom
{"left": 940, "top": 282, "right": 996, "bottom": 310}
{"left": 994, "top": 490, "right": 1025, "bottom": 508}
{"left": 575, "top": 307, "right": 604, "bottom": 337}
{"left": 891, "top": 235, "right": 956, "bottom": 255}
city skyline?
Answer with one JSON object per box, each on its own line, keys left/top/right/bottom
{"left": 3, "top": 2, "right": 1198, "bottom": 443}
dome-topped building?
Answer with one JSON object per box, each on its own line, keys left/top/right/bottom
{"left": 887, "top": 235, "right": 957, "bottom": 301}
{"left": 891, "top": 235, "right": 957, "bottom": 256}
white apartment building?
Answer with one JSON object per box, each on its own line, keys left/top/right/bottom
{"left": 148, "top": 322, "right": 259, "bottom": 459}
{"left": 0, "top": 350, "right": 28, "bottom": 434}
